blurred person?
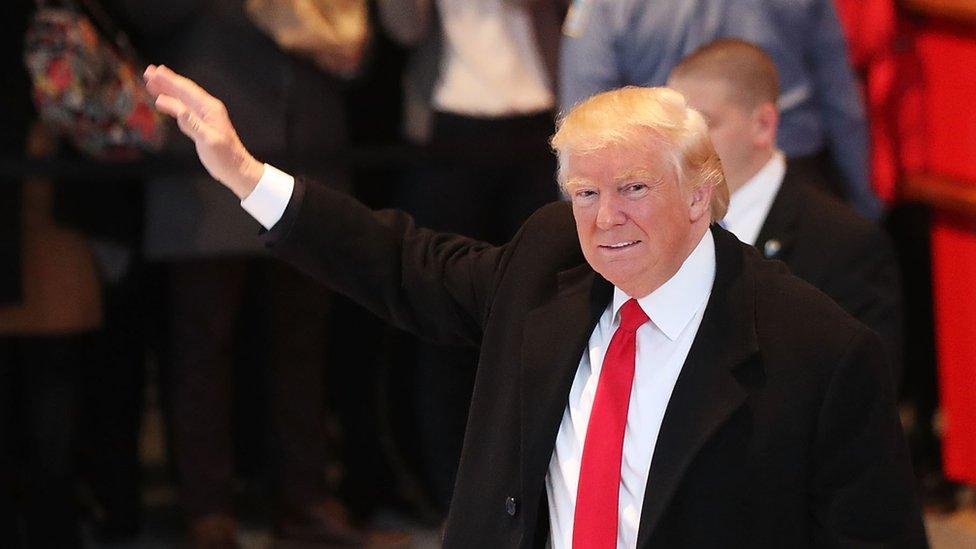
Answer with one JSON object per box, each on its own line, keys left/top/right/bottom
{"left": 376, "top": 0, "right": 565, "bottom": 515}
{"left": 667, "top": 38, "right": 904, "bottom": 386}
{"left": 323, "top": 22, "right": 422, "bottom": 520}
{"left": 560, "top": 0, "right": 880, "bottom": 219}
{"left": 49, "top": 0, "right": 156, "bottom": 539}
{"left": 833, "top": 0, "right": 947, "bottom": 507}
{"left": 143, "top": 65, "right": 926, "bottom": 546}
{"left": 247, "top": 1, "right": 413, "bottom": 520}
{"left": 0, "top": 122, "right": 101, "bottom": 549}
{"left": 761, "top": 0, "right": 879, "bottom": 217}
{"left": 111, "top": 1, "right": 400, "bottom": 546}
{"left": 0, "top": 5, "right": 97, "bottom": 546}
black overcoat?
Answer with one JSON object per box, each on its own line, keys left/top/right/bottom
{"left": 263, "top": 179, "right": 925, "bottom": 548}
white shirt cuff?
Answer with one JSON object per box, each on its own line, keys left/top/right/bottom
{"left": 241, "top": 163, "right": 295, "bottom": 230}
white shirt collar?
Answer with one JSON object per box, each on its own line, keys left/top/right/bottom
{"left": 611, "top": 230, "right": 716, "bottom": 341}
{"left": 722, "top": 151, "right": 786, "bottom": 245}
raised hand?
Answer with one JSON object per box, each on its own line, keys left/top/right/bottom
{"left": 143, "top": 64, "right": 265, "bottom": 199}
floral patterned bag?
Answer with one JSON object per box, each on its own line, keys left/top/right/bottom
{"left": 23, "top": 0, "right": 165, "bottom": 162}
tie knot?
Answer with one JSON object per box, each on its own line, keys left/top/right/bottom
{"left": 618, "top": 299, "right": 649, "bottom": 332}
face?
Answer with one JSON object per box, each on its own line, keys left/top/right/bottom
{"left": 564, "top": 138, "right": 711, "bottom": 297}
{"left": 668, "top": 78, "right": 758, "bottom": 192}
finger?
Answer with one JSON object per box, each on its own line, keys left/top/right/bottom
{"left": 144, "top": 65, "right": 213, "bottom": 115}
{"left": 145, "top": 65, "right": 208, "bottom": 111}
{"left": 176, "top": 108, "right": 219, "bottom": 144}
{"left": 156, "top": 94, "right": 211, "bottom": 142}
{"left": 153, "top": 94, "right": 186, "bottom": 120}
{"left": 156, "top": 94, "right": 215, "bottom": 143}
{"left": 143, "top": 64, "right": 165, "bottom": 96}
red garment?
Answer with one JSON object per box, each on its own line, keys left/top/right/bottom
{"left": 835, "top": 0, "right": 925, "bottom": 202}
{"left": 932, "top": 216, "right": 976, "bottom": 482}
{"left": 839, "top": 0, "right": 976, "bottom": 484}
{"left": 916, "top": 22, "right": 976, "bottom": 484}
{"left": 573, "top": 299, "right": 648, "bottom": 548}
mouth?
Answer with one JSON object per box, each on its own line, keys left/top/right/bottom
{"left": 599, "top": 240, "right": 641, "bottom": 251}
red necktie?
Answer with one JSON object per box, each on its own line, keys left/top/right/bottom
{"left": 573, "top": 298, "right": 649, "bottom": 549}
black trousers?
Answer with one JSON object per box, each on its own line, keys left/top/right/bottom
{"left": 0, "top": 333, "right": 91, "bottom": 548}
{"left": 166, "top": 258, "right": 334, "bottom": 518}
{"left": 395, "top": 111, "right": 558, "bottom": 510}
{"left": 77, "top": 260, "right": 147, "bottom": 539}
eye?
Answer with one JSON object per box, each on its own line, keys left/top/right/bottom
{"left": 623, "top": 182, "right": 650, "bottom": 197}
{"left": 573, "top": 188, "right": 597, "bottom": 202}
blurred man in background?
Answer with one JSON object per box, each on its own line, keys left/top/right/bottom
{"left": 667, "top": 38, "right": 903, "bottom": 386}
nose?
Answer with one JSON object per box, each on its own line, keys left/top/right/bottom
{"left": 595, "top": 193, "right": 626, "bottom": 230}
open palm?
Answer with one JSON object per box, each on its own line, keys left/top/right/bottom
{"left": 143, "top": 64, "right": 264, "bottom": 199}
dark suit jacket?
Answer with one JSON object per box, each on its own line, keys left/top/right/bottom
{"left": 756, "top": 162, "right": 903, "bottom": 386}
{"left": 263, "top": 179, "right": 925, "bottom": 548}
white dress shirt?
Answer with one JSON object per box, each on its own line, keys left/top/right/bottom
{"left": 242, "top": 166, "right": 716, "bottom": 548}
{"left": 241, "top": 164, "right": 294, "bottom": 230}
{"left": 432, "top": 0, "right": 554, "bottom": 116}
{"left": 721, "top": 151, "right": 786, "bottom": 246}
{"left": 546, "top": 232, "right": 716, "bottom": 549}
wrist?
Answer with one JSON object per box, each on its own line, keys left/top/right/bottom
{"left": 230, "top": 154, "right": 265, "bottom": 200}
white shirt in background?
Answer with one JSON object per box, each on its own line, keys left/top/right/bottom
{"left": 721, "top": 151, "right": 786, "bottom": 246}
{"left": 432, "top": 0, "right": 554, "bottom": 116}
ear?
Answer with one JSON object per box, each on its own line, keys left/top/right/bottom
{"left": 688, "top": 181, "right": 713, "bottom": 222}
{"left": 751, "top": 102, "right": 778, "bottom": 149}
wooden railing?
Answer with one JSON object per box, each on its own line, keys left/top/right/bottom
{"left": 903, "top": 0, "right": 976, "bottom": 24}
{"left": 896, "top": 1, "right": 976, "bottom": 215}
{"left": 902, "top": 174, "right": 976, "bottom": 217}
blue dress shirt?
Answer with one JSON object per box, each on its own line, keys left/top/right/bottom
{"left": 560, "top": 0, "right": 880, "bottom": 219}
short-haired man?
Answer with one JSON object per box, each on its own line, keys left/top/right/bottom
{"left": 144, "top": 65, "right": 925, "bottom": 547}
{"left": 667, "top": 38, "right": 904, "bottom": 388}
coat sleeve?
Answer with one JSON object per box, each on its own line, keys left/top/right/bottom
{"left": 260, "top": 178, "right": 512, "bottom": 347}
{"left": 809, "top": 326, "right": 926, "bottom": 547}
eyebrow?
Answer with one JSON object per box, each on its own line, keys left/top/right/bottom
{"left": 564, "top": 170, "right": 662, "bottom": 189}
{"left": 614, "top": 169, "right": 660, "bottom": 183}
{"left": 564, "top": 177, "right": 592, "bottom": 189}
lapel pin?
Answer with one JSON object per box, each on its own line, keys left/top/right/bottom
{"left": 763, "top": 239, "right": 782, "bottom": 258}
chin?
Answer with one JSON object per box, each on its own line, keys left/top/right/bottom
{"left": 598, "top": 268, "right": 637, "bottom": 291}
{"left": 600, "top": 264, "right": 656, "bottom": 295}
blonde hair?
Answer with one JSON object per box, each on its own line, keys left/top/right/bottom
{"left": 551, "top": 86, "right": 729, "bottom": 221}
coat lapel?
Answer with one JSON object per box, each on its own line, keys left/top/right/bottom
{"left": 635, "top": 226, "right": 762, "bottom": 546}
{"left": 755, "top": 164, "right": 804, "bottom": 261}
{"left": 520, "top": 263, "right": 612, "bottom": 513}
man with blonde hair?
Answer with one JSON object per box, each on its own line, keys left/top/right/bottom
{"left": 144, "top": 64, "right": 924, "bottom": 547}
{"left": 551, "top": 86, "right": 729, "bottom": 221}
{"left": 667, "top": 39, "right": 904, "bottom": 387}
